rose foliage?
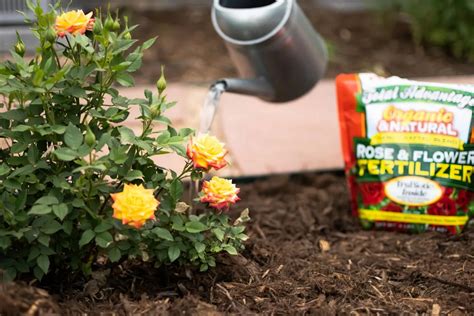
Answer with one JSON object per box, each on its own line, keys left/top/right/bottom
{"left": 0, "top": 1, "right": 249, "bottom": 282}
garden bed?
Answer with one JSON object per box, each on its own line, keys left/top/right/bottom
{"left": 1, "top": 171, "right": 473, "bottom": 315}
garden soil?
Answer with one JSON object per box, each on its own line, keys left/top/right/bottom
{"left": 128, "top": 5, "right": 474, "bottom": 84}
{"left": 1, "top": 172, "right": 473, "bottom": 315}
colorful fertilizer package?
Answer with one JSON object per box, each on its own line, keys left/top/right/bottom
{"left": 336, "top": 73, "right": 474, "bottom": 234}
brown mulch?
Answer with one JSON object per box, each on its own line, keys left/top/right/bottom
{"left": 2, "top": 172, "right": 473, "bottom": 315}
{"left": 127, "top": 5, "right": 474, "bottom": 84}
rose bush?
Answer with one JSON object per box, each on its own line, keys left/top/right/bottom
{"left": 0, "top": 2, "right": 249, "bottom": 282}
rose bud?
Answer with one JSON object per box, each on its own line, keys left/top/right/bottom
{"left": 85, "top": 126, "right": 96, "bottom": 147}
{"left": 156, "top": 66, "right": 167, "bottom": 96}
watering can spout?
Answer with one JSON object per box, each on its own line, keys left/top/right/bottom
{"left": 212, "top": 0, "right": 327, "bottom": 103}
{"left": 217, "top": 78, "right": 275, "bottom": 100}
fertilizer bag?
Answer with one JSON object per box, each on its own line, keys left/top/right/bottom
{"left": 336, "top": 73, "right": 474, "bottom": 234}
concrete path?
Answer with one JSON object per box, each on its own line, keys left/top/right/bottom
{"left": 120, "top": 75, "right": 474, "bottom": 178}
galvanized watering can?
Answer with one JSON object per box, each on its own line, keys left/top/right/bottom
{"left": 212, "top": 0, "right": 327, "bottom": 102}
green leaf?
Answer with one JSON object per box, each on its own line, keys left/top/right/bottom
{"left": 54, "top": 147, "right": 78, "bottom": 161}
{"left": 79, "top": 229, "right": 95, "bottom": 248}
{"left": 15, "top": 190, "right": 28, "bottom": 211}
{"left": 27, "top": 247, "right": 41, "bottom": 262}
{"left": 95, "top": 231, "right": 113, "bottom": 248}
{"left": 109, "top": 146, "right": 128, "bottom": 164}
{"left": 29, "top": 204, "right": 52, "bottom": 215}
{"left": 169, "top": 180, "right": 183, "bottom": 201}
{"left": 51, "top": 125, "right": 67, "bottom": 134}
{"left": 37, "top": 255, "right": 50, "bottom": 274}
{"left": 118, "top": 126, "right": 136, "bottom": 144}
{"left": 114, "top": 39, "right": 137, "bottom": 54}
{"left": 11, "top": 125, "right": 32, "bottom": 132}
{"left": 27, "top": 145, "right": 39, "bottom": 164}
{"left": 231, "top": 226, "right": 246, "bottom": 235}
{"left": 72, "top": 164, "right": 107, "bottom": 173}
{"left": 94, "top": 222, "right": 113, "bottom": 233}
{"left": 0, "top": 164, "right": 9, "bottom": 176}
{"left": 152, "top": 227, "right": 174, "bottom": 241}
{"left": 142, "top": 37, "right": 157, "bottom": 50}
{"left": 185, "top": 221, "right": 208, "bottom": 234}
{"left": 168, "top": 245, "right": 180, "bottom": 262}
{"left": 52, "top": 204, "right": 69, "bottom": 221}
{"left": 38, "top": 235, "right": 50, "bottom": 246}
{"left": 236, "top": 233, "right": 249, "bottom": 241}
{"left": 33, "top": 266, "right": 44, "bottom": 281}
{"left": 64, "top": 123, "right": 83, "bottom": 149}
{"left": 208, "top": 257, "right": 216, "bottom": 268}
{"left": 125, "top": 170, "right": 143, "bottom": 181}
{"left": 116, "top": 72, "right": 135, "bottom": 87}
{"left": 35, "top": 196, "right": 59, "bottom": 205}
{"left": 64, "top": 86, "right": 87, "bottom": 98}
{"left": 72, "top": 199, "right": 86, "bottom": 208}
{"left": 108, "top": 247, "right": 121, "bottom": 263}
{"left": 179, "top": 128, "right": 194, "bottom": 138}
{"left": 169, "top": 144, "right": 187, "bottom": 157}
{"left": 171, "top": 215, "right": 185, "bottom": 231}
{"left": 156, "top": 131, "right": 170, "bottom": 144}
{"left": 194, "top": 242, "right": 205, "bottom": 253}
{"left": 212, "top": 228, "right": 225, "bottom": 242}
{"left": 0, "top": 236, "right": 11, "bottom": 250}
{"left": 8, "top": 164, "right": 35, "bottom": 178}
{"left": 4, "top": 179, "right": 21, "bottom": 190}
{"left": 0, "top": 109, "right": 26, "bottom": 120}
{"left": 40, "top": 220, "right": 62, "bottom": 234}
{"left": 223, "top": 245, "right": 238, "bottom": 256}
{"left": 10, "top": 142, "right": 29, "bottom": 153}
{"left": 126, "top": 51, "right": 143, "bottom": 72}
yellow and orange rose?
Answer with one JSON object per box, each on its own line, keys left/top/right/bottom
{"left": 111, "top": 184, "right": 159, "bottom": 229}
{"left": 187, "top": 134, "right": 227, "bottom": 171}
{"left": 55, "top": 10, "right": 95, "bottom": 37}
{"left": 200, "top": 177, "right": 240, "bottom": 210}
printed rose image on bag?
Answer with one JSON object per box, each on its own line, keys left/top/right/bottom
{"left": 337, "top": 73, "right": 474, "bottom": 234}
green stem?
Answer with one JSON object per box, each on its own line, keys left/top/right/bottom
{"left": 83, "top": 204, "right": 99, "bottom": 220}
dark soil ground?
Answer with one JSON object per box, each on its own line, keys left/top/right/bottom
{"left": 127, "top": 5, "right": 474, "bottom": 84}
{"left": 1, "top": 172, "right": 473, "bottom": 315}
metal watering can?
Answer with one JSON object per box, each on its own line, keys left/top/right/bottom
{"left": 212, "top": 0, "right": 327, "bottom": 102}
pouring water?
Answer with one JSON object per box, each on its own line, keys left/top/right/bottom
{"left": 190, "top": 82, "right": 227, "bottom": 203}
{"left": 198, "top": 82, "right": 226, "bottom": 135}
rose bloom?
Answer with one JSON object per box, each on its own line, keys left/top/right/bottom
{"left": 427, "top": 196, "right": 457, "bottom": 216}
{"left": 55, "top": 10, "right": 95, "bottom": 37}
{"left": 111, "top": 184, "right": 159, "bottom": 228}
{"left": 200, "top": 176, "right": 240, "bottom": 211}
{"left": 456, "top": 190, "right": 472, "bottom": 211}
{"left": 359, "top": 182, "right": 385, "bottom": 205}
{"left": 187, "top": 134, "right": 227, "bottom": 171}
{"left": 443, "top": 187, "right": 454, "bottom": 198}
{"left": 382, "top": 203, "right": 403, "bottom": 213}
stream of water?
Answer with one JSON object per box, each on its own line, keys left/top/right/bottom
{"left": 198, "top": 82, "right": 226, "bottom": 135}
{"left": 190, "top": 82, "right": 227, "bottom": 203}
